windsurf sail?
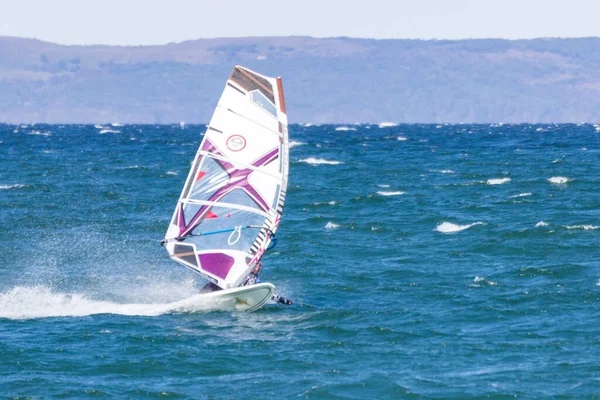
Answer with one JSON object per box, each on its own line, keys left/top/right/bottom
{"left": 162, "top": 66, "right": 289, "bottom": 289}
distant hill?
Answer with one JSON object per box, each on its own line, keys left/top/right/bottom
{"left": 1, "top": 36, "right": 600, "bottom": 123}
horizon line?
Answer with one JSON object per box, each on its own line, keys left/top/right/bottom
{"left": 3, "top": 34, "right": 600, "bottom": 47}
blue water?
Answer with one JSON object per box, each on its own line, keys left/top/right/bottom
{"left": 1, "top": 123, "right": 600, "bottom": 398}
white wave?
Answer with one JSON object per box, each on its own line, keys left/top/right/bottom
{"left": 0, "top": 286, "right": 230, "bottom": 320}
{"left": 301, "top": 123, "right": 313, "bottom": 127}
{"left": 565, "top": 225, "right": 599, "bottom": 230}
{"left": 378, "top": 122, "right": 397, "bottom": 128}
{"left": 325, "top": 222, "right": 340, "bottom": 229}
{"left": 510, "top": 193, "right": 532, "bottom": 198}
{"left": 439, "top": 170, "right": 454, "bottom": 174}
{"left": 377, "top": 184, "right": 390, "bottom": 188}
{"left": 99, "top": 129, "right": 120, "bottom": 134}
{"left": 94, "top": 124, "right": 105, "bottom": 129}
{"left": 472, "top": 276, "right": 497, "bottom": 286}
{"left": 289, "top": 140, "right": 306, "bottom": 149}
{"left": 179, "top": 121, "right": 186, "bottom": 128}
{"left": 0, "top": 184, "right": 26, "bottom": 190}
{"left": 111, "top": 123, "right": 123, "bottom": 127}
{"left": 595, "top": 126, "right": 600, "bottom": 132}
{"left": 166, "top": 171, "right": 178, "bottom": 176}
{"left": 486, "top": 178, "right": 511, "bottom": 185}
{"left": 535, "top": 221, "right": 549, "bottom": 227}
{"left": 435, "top": 221, "right": 484, "bottom": 233}
{"left": 299, "top": 158, "right": 343, "bottom": 165}
{"left": 377, "top": 191, "right": 405, "bottom": 196}
{"left": 313, "top": 201, "right": 337, "bottom": 205}
{"left": 27, "top": 130, "right": 51, "bottom": 137}
{"left": 335, "top": 126, "right": 356, "bottom": 131}
{"left": 549, "top": 176, "right": 569, "bottom": 184}
{"left": 397, "top": 136, "right": 408, "bottom": 141}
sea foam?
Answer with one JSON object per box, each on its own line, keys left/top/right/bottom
{"left": 549, "top": 176, "right": 570, "bottom": 184}
{"left": 487, "top": 178, "right": 511, "bottom": 185}
{"left": 335, "top": 126, "right": 356, "bottom": 131}
{"left": 325, "top": 222, "right": 340, "bottom": 229}
{"left": 565, "top": 225, "right": 599, "bottom": 230}
{"left": 289, "top": 141, "right": 306, "bottom": 149}
{"left": 377, "top": 191, "right": 405, "bottom": 196}
{"left": 435, "top": 222, "right": 484, "bottom": 233}
{"left": 0, "top": 184, "right": 26, "bottom": 190}
{"left": 378, "top": 122, "right": 397, "bottom": 128}
{"left": 299, "top": 158, "right": 343, "bottom": 165}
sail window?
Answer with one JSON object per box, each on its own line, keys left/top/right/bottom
{"left": 173, "top": 244, "right": 199, "bottom": 268}
{"left": 250, "top": 90, "right": 277, "bottom": 117}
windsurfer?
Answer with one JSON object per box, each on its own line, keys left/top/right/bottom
{"left": 242, "top": 262, "right": 293, "bottom": 305}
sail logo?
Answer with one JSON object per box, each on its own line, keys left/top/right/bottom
{"left": 226, "top": 135, "right": 246, "bottom": 152}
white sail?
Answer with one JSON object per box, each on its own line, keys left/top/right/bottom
{"left": 163, "top": 66, "right": 289, "bottom": 289}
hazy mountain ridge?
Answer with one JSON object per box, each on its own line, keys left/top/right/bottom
{"left": 1, "top": 36, "right": 600, "bottom": 123}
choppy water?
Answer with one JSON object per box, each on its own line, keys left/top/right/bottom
{"left": 1, "top": 123, "right": 600, "bottom": 398}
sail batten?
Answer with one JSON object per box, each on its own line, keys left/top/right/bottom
{"left": 164, "top": 66, "right": 288, "bottom": 289}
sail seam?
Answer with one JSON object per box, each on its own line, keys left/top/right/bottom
{"left": 180, "top": 199, "right": 272, "bottom": 218}
{"left": 215, "top": 104, "right": 283, "bottom": 138}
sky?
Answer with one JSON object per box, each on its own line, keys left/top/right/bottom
{"left": 1, "top": 0, "right": 599, "bottom": 45}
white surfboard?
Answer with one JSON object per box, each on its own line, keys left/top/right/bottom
{"left": 200, "top": 282, "right": 275, "bottom": 312}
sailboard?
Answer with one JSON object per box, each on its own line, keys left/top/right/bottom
{"left": 162, "top": 65, "right": 288, "bottom": 307}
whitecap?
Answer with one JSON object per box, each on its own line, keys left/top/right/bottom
{"left": 439, "top": 170, "right": 454, "bottom": 174}
{"left": 166, "top": 171, "right": 178, "bottom": 176}
{"left": 377, "top": 184, "right": 390, "bottom": 188}
{"left": 289, "top": 141, "right": 306, "bottom": 149}
{"left": 549, "top": 176, "right": 569, "bottom": 184}
{"left": 487, "top": 178, "right": 511, "bottom": 185}
{"left": 99, "top": 129, "right": 120, "bottom": 134}
{"left": 94, "top": 124, "right": 105, "bottom": 129}
{"left": 435, "top": 221, "right": 484, "bottom": 233}
{"left": 565, "top": 225, "right": 599, "bottom": 230}
{"left": 397, "top": 136, "right": 408, "bottom": 141}
{"left": 0, "top": 184, "right": 26, "bottom": 190}
{"left": 378, "top": 122, "right": 397, "bottom": 128}
{"left": 299, "top": 158, "right": 343, "bottom": 165}
{"left": 377, "top": 191, "right": 405, "bottom": 196}
{"left": 27, "top": 130, "right": 51, "bottom": 137}
{"left": 313, "top": 201, "right": 337, "bottom": 206}
{"left": 111, "top": 123, "right": 123, "bottom": 127}
{"left": 471, "top": 276, "right": 497, "bottom": 286}
{"left": 325, "top": 222, "right": 340, "bottom": 230}
{"left": 335, "top": 126, "right": 356, "bottom": 131}
{"left": 535, "top": 221, "right": 548, "bottom": 227}
{"left": 510, "top": 193, "right": 532, "bottom": 198}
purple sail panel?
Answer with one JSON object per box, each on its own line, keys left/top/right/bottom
{"left": 199, "top": 253, "right": 235, "bottom": 279}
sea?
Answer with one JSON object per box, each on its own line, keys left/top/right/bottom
{"left": 1, "top": 123, "right": 600, "bottom": 398}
